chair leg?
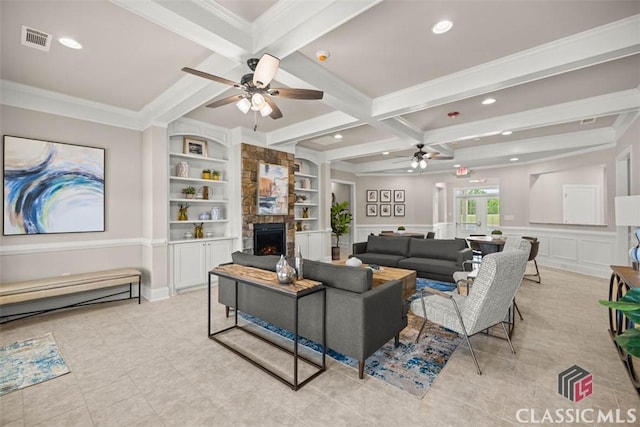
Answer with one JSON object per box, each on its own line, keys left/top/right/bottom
{"left": 416, "top": 295, "right": 429, "bottom": 343}
{"left": 416, "top": 317, "right": 428, "bottom": 343}
{"left": 358, "top": 361, "right": 364, "bottom": 379}
{"left": 462, "top": 329, "right": 482, "bottom": 375}
{"left": 514, "top": 300, "right": 524, "bottom": 321}
{"left": 524, "top": 259, "right": 541, "bottom": 283}
{"left": 394, "top": 333, "right": 400, "bottom": 347}
{"left": 501, "top": 322, "right": 516, "bottom": 354}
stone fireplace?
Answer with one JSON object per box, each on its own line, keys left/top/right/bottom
{"left": 240, "top": 143, "right": 295, "bottom": 256}
{"left": 253, "top": 223, "right": 286, "bottom": 255}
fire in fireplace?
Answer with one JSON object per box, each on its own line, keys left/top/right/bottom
{"left": 254, "top": 223, "right": 285, "bottom": 256}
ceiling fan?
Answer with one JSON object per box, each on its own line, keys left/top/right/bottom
{"left": 393, "top": 144, "right": 454, "bottom": 169}
{"left": 182, "top": 54, "right": 323, "bottom": 129}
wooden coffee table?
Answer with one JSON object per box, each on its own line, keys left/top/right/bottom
{"left": 333, "top": 260, "right": 417, "bottom": 299}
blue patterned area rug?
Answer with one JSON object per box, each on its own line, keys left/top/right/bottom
{"left": 0, "top": 332, "right": 70, "bottom": 396}
{"left": 238, "top": 278, "right": 461, "bottom": 398}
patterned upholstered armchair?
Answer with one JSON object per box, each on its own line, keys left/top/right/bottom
{"left": 410, "top": 241, "right": 530, "bottom": 375}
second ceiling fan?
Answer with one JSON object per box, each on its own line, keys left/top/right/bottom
{"left": 182, "top": 53, "right": 323, "bottom": 127}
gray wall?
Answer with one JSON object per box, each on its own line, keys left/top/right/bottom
{"left": 0, "top": 106, "right": 144, "bottom": 282}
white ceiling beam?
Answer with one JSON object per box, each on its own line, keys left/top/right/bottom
{"left": 279, "top": 53, "right": 423, "bottom": 143}
{"left": 267, "top": 111, "right": 361, "bottom": 146}
{"left": 354, "top": 128, "right": 615, "bottom": 174}
{"left": 324, "top": 136, "right": 417, "bottom": 162}
{"left": 373, "top": 14, "right": 640, "bottom": 119}
{"left": 112, "top": 0, "right": 250, "bottom": 60}
{"left": 253, "top": 0, "right": 382, "bottom": 57}
{"left": 423, "top": 89, "right": 640, "bottom": 146}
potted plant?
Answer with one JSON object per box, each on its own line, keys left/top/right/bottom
{"left": 330, "top": 201, "right": 353, "bottom": 260}
{"left": 212, "top": 170, "right": 220, "bottom": 181}
{"left": 182, "top": 186, "right": 196, "bottom": 199}
{"left": 491, "top": 229, "right": 503, "bottom": 240}
{"left": 397, "top": 226, "right": 406, "bottom": 235}
{"left": 599, "top": 288, "right": 640, "bottom": 357}
{"left": 202, "top": 169, "right": 211, "bottom": 179}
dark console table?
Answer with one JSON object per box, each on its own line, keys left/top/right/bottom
{"left": 608, "top": 265, "right": 640, "bottom": 395}
{"left": 208, "top": 264, "right": 326, "bottom": 391}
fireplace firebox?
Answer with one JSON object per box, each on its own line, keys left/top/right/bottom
{"left": 254, "top": 223, "right": 285, "bottom": 256}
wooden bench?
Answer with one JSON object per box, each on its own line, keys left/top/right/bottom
{"left": 0, "top": 268, "right": 142, "bottom": 323}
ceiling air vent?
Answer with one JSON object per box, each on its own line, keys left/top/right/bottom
{"left": 581, "top": 118, "right": 596, "bottom": 125}
{"left": 21, "top": 25, "right": 52, "bottom": 52}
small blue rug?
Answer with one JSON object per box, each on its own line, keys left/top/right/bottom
{"left": 0, "top": 332, "right": 70, "bottom": 396}
{"left": 238, "top": 278, "right": 461, "bottom": 398}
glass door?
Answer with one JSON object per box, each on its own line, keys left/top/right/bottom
{"left": 455, "top": 188, "right": 500, "bottom": 237}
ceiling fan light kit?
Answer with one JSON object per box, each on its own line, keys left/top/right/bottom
{"left": 182, "top": 53, "right": 323, "bottom": 130}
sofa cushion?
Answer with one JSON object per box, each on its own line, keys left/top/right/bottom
{"left": 304, "top": 260, "right": 372, "bottom": 293}
{"left": 408, "top": 239, "right": 466, "bottom": 261}
{"left": 397, "top": 257, "right": 459, "bottom": 277}
{"left": 355, "top": 253, "right": 406, "bottom": 267}
{"left": 231, "top": 251, "right": 282, "bottom": 271}
{"left": 367, "top": 235, "right": 410, "bottom": 257}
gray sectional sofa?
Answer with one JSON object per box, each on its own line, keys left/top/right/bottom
{"left": 217, "top": 251, "right": 408, "bottom": 379}
{"left": 351, "top": 235, "right": 472, "bottom": 282}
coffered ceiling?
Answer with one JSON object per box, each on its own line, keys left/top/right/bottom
{"left": 1, "top": 0, "right": 639, "bottom": 175}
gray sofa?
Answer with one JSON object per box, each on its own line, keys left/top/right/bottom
{"left": 351, "top": 235, "right": 472, "bottom": 282}
{"left": 217, "top": 251, "right": 408, "bottom": 379}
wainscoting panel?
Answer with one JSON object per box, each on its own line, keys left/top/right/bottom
{"left": 551, "top": 237, "right": 579, "bottom": 261}
{"left": 581, "top": 239, "right": 615, "bottom": 267}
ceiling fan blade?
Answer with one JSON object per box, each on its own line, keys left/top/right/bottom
{"left": 206, "top": 94, "right": 245, "bottom": 109}
{"left": 264, "top": 96, "right": 283, "bottom": 119}
{"left": 270, "top": 87, "right": 324, "bottom": 100}
{"left": 253, "top": 54, "right": 280, "bottom": 88}
{"left": 426, "top": 152, "right": 454, "bottom": 160}
{"left": 182, "top": 67, "right": 240, "bottom": 87}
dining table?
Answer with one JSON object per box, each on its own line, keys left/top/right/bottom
{"left": 379, "top": 232, "right": 425, "bottom": 238}
{"left": 466, "top": 236, "right": 506, "bottom": 255}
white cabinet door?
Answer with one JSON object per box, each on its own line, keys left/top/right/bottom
{"left": 295, "top": 232, "right": 310, "bottom": 259}
{"left": 307, "top": 233, "right": 324, "bottom": 261}
{"left": 205, "top": 240, "right": 232, "bottom": 271}
{"left": 174, "top": 242, "right": 207, "bottom": 290}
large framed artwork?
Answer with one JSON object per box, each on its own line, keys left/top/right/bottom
{"left": 258, "top": 162, "right": 289, "bottom": 215}
{"left": 3, "top": 135, "right": 105, "bottom": 235}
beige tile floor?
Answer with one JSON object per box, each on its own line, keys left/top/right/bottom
{"left": 1, "top": 265, "right": 638, "bottom": 426}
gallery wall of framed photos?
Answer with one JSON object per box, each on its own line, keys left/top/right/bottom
{"left": 365, "top": 189, "right": 405, "bottom": 217}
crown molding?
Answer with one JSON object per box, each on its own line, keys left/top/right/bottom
{"left": 0, "top": 80, "right": 144, "bottom": 130}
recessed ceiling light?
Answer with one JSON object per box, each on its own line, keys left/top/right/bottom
{"left": 432, "top": 20, "right": 453, "bottom": 34}
{"left": 510, "top": 157, "right": 519, "bottom": 161}
{"left": 453, "top": 164, "right": 461, "bottom": 168}
{"left": 59, "top": 37, "right": 82, "bottom": 49}
{"left": 407, "top": 169, "right": 413, "bottom": 173}
{"left": 502, "top": 131, "right": 513, "bottom": 136}
{"left": 382, "top": 151, "right": 389, "bottom": 155}
{"left": 334, "top": 134, "right": 343, "bottom": 139}
{"left": 481, "top": 98, "right": 496, "bottom": 105}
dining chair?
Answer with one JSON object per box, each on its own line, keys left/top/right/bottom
{"left": 522, "top": 236, "right": 541, "bottom": 283}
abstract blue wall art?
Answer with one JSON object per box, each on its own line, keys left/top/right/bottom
{"left": 3, "top": 136, "right": 105, "bottom": 235}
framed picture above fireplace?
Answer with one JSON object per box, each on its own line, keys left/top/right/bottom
{"left": 258, "top": 162, "right": 289, "bottom": 215}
